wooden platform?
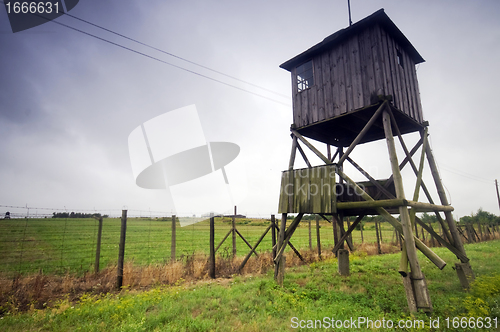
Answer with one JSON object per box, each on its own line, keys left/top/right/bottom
{"left": 278, "top": 165, "right": 453, "bottom": 216}
{"left": 295, "top": 103, "right": 424, "bottom": 147}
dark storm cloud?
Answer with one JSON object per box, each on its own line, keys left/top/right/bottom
{"left": 0, "top": 34, "right": 45, "bottom": 124}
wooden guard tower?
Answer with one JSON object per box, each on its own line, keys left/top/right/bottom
{"left": 275, "top": 9, "right": 474, "bottom": 312}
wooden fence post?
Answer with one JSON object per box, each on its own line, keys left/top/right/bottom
{"left": 209, "top": 214, "right": 215, "bottom": 279}
{"left": 360, "top": 220, "right": 364, "bottom": 243}
{"left": 375, "top": 218, "right": 382, "bottom": 254}
{"left": 477, "top": 221, "right": 483, "bottom": 241}
{"left": 316, "top": 215, "right": 321, "bottom": 258}
{"left": 308, "top": 218, "right": 312, "bottom": 250}
{"left": 117, "top": 210, "right": 127, "bottom": 289}
{"left": 94, "top": 216, "right": 103, "bottom": 274}
{"left": 232, "top": 206, "right": 237, "bottom": 258}
{"left": 428, "top": 222, "right": 436, "bottom": 247}
{"left": 379, "top": 220, "right": 383, "bottom": 242}
{"left": 271, "top": 215, "right": 276, "bottom": 259}
{"left": 171, "top": 215, "right": 176, "bottom": 261}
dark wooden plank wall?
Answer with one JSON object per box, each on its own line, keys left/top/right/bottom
{"left": 278, "top": 165, "right": 336, "bottom": 214}
{"left": 291, "top": 24, "right": 423, "bottom": 129}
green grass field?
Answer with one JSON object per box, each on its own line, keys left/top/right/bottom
{"left": 1, "top": 240, "right": 499, "bottom": 331}
{"left": 0, "top": 217, "right": 401, "bottom": 277}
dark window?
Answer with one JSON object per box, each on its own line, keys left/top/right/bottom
{"left": 296, "top": 60, "right": 314, "bottom": 92}
{"left": 396, "top": 50, "right": 404, "bottom": 69}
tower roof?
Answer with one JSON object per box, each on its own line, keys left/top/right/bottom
{"left": 280, "top": 8, "right": 425, "bottom": 71}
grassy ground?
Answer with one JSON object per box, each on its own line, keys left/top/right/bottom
{"left": 1, "top": 240, "right": 500, "bottom": 331}
{"left": 0, "top": 217, "right": 401, "bottom": 277}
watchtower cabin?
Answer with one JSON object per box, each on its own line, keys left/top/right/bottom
{"left": 280, "top": 8, "right": 424, "bottom": 148}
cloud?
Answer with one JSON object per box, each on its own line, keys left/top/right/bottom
{"left": 1, "top": 1, "right": 499, "bottom": 219}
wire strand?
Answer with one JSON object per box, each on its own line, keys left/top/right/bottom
{"left": 0, "top": 2, "right": 291, "bottom": 107}
{"left": 63, "top": 13, "right": 290, "bottom": 100}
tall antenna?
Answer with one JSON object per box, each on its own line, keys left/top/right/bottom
{"left": 347, "top": 0, "right": 353, "bottom": 26}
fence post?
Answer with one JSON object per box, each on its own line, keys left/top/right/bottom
{"left": 117, "top": 210, "right": 127, "bottom": 289}
{"left": 94, "top": 216, "right": 103, "bottom": 274}
{"left": 209, "top": 214, "right": 215, "bottom": 279}
{"left": 360, "top": 220, "right": 364, "bottom": 243}
{"left": 171, "top": 215, "right": 176, "bottom": 261}
{"left": 316, "top": 215, "right": 321, "bottom": 258}
{"left": 232, "top": 206, "right": 237, "bottom": 258}
{"left": 271, "top": 215, "right": 276, "bottom": 259}
{"left": 308, "top": 218, "right": 312, "bottom": 250}
{"left": 375, "top": 218, "right": 382, "bottom": 254}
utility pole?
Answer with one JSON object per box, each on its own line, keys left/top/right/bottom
{"left": 496, "top": 179, "right": 500, "bottom": 213}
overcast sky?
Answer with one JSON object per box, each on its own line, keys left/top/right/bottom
{"left": 1, "top": 0, "right": 499, "bottom": 219}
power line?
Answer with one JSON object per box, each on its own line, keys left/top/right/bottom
{"left": 439, "top": 164, "right": 494, "bottom": 184}
{"left": 1, "top": 4, "right": 291, "bottom": 107}
{"left": 64, "top": 13, "right": 290, "bottom": 100}
{"left": 427, "top": 135, "right": 493, "bottom": 185}
{"left": 52, "top": 18, "right": 291, "bottom": 106}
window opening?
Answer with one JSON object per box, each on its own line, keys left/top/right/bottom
{"left": 396, "top": 50, "right": 404, "bottom": 69}
{"left": 296, "top": 60, "right": 314, "bottom": 92}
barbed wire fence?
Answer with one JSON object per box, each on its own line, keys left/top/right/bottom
{"left": 1, "top": 204, "right": 498, "bottom": 287}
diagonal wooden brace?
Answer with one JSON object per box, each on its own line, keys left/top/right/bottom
{"left": 274, "top": 213, "right": 304, "bottom": 264}
{"left": 338, "top": 101, "right": 388, "bottom": 165}
{"left": 291, "top": 130, "right": 332, "bottom": 165}
{"left": 336, "top": 166, "right": 446, "bottom": 270}
{"left": 414, "top": 216, "right": 468, "bottom": 262}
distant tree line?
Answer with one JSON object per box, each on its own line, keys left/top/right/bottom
{"left": 52, "top": 212, "right": 109, "bottom": 218}
{"left": 459, "top": 208, "right": 500, "bottom": 225}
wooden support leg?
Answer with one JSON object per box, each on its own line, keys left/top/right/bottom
{"left": 338, "top": 249, "right": 350, "bottom": 276}
{"left": 383, "top": 110, "right": 431, "bottom": 312}
{"left": 274, "top": 213, "right": 286, "bottom": 281}
{"left": 426, "top": 139, "right": 474, "bottom": 288}
{"left": 332, "top": 213, "right": 339, "bottom": 253}
{"left": 276, "top": 256, "right": 286, "bottom": 287}
{"left": 274, "top": 213, "right": 304, "bottom": 285}
{"left": 402, "top": 274, "right": 417, "bottom": 313}
{"left": 455, "top": 262, "right": 475, "bottom": 290}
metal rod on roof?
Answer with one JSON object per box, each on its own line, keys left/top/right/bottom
{"left": 347, "top": 0, "right": 353, "bottom": 26}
